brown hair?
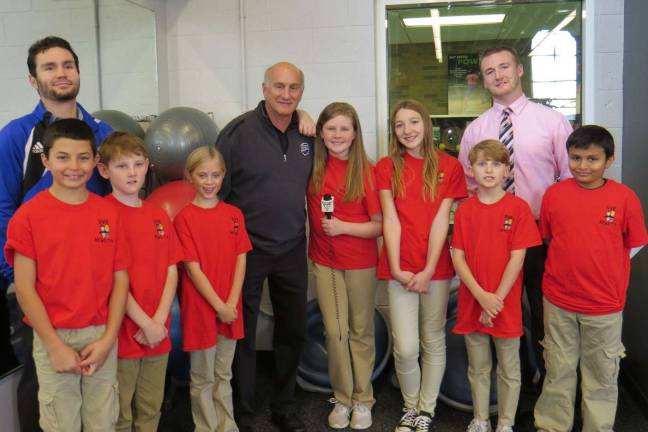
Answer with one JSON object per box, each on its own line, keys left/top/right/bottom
{"left": 99, "top": 131, "right": 148, "bottom": 165}
{"left": 468, "top": 139, "right": 510, "bottom": 165}
{"left": 389, "top": 100, "right": 439, "bottom": 200}
{"left": 310, "top": 102, "right": 373, "bottom": 202}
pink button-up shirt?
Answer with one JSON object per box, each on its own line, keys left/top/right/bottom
{"left": 458, "top": 94, "right": 573, "bottom": 218}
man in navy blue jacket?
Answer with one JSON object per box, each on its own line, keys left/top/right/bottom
{"left": 0, "top": 36, "right": 112, "bottom": 431}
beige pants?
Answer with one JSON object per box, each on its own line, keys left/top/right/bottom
{"left": 313, "top": 263, "right": 377, "bottom": 407}
{"left": 465, "top": 333, "right": 520, "bottom": 426}
{"left": 388, "top": 279, "right": 450, "bottom": 415}
{"left": 116, "top": 353, "right": 169, "bottom": 432}
{"left": 535, "top": 299, "right": 625, "bottom": 432}
{"left": 190, "top": 335, "right": 238, "bottom": 432}
{"left": 33, "top": 325, "right": 118, "bottom": 432}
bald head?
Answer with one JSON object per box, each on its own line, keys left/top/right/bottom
{"left": 263, "top": 62, "right": 304, "bottom": 87}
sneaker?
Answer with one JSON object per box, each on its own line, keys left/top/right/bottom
{"left": 413, "top": 411, "right": 433, "bottom": 432}
{"left": 328, "top": 398, "right": 351, "bottom": 429}
{"left": 350, "top": 403, "right": 373, "bottom": 430}
{"left": 395, "top": 407, "right": 418, "bottom": 431}
{"left": 495, "top": 425, "right": 513, "bottom": 432}
{"left": 467, "top": 418, "right": 492, "bottom": 432}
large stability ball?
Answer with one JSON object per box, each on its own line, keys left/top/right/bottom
{"left": 93, "top": 109, "right": 145, "bottom": 139}
{"left": 146, "top": 180, "right": 195, "bottom": 221}
{"left": 145, "top": 107, "right": 219, "bottom": 182}
{"left": 296, "top": 300, "right": 392, "bottom": 393}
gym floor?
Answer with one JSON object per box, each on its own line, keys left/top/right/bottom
{"left": 159, "top": 352, "right": 648, "bottom": 432}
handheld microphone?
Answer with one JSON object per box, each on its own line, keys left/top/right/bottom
{"left": 321, "top": 194, "right": 334, "bottom": 219}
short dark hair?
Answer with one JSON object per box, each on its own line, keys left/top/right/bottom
{"left": 27, "top": 36, "right": 79, "bottom": 78}
{"left": 566, "top": 125, "right": 615, "bottom": 159}
{"left": 43, "top": 119, "right": 95, "bottom": 157}
{"left": 479, "top": 45, "right": 521, "bottom": 68}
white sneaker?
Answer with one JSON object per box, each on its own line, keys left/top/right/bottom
{"left": 495, "top": 425, "right": 513, "bottom": 432}
{"left": 350, "top": 403, "right": 373, "bottom": 430}
{"left": 328, "top": 399, "right": 351, "bottom": 429}
{"left": 395, "top": 407, "right": 418, "bottom": 432}
{"left": 467, "top": 418, "right": 492, "bottom": 432}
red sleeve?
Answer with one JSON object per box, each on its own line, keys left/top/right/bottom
{"left": 375, "top": 157, "right": 393, "bottom": 191}
{"left": 539, "top": 189, "right": 552, "bottom": 241}
{"left": 450, "top": 201, "right": 466, "bottom": 250}
{"left": 364, "top": 166, "right": 381, "bottom": 216}
{"left": 164, "top": 213, "right": 184, "bottom": 265}
{"left": 113, "top": 215, "right": 131, "bottom": 272}
{"left": 511, "top": 200, "right": 542, "bottom": 250}
{"left": 4, "top": 208, "right": 35, "bottom": 266}
{"left": 623, "top": 188, "right": 648, "bottom": 248}
{"left": 174, "top": 210, "right": 199, "bottom": 262}
{"left": 443, "top": 155, "right": 469, "bottom": 199}
{"left": 235, "top": 208, "right": 253, "bottom": 255}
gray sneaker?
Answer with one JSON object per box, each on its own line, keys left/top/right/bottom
{"left": 328, "top": 398, "right": 350, "bottom": 429}
{"left": 467, "top": 418, "right": 492, "bottom": 432}
{"left": 350, "top": 403, "right": 372, "bottom": 430}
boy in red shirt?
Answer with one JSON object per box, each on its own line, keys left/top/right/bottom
{"left": 97, "top": 132, "right": 183, "bottom": 432}
{"left": 452, "top": 139, "right": 541, "bottom": 432}
{"left": 534, "top": 125, "right": 648, "bottom": 432}
{"left": 4, "top": 119, "right": 130, "bottom": 431}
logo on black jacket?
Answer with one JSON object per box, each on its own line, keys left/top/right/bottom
{"left": 300, "top": 142, "right": 310, "bottom": 156}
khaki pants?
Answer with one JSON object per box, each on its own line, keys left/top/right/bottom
{"left": 465, "top": 333, "right": 520, "bottom": 426}
{"left": 33, "top": 325, "right": 118, "bottom": 432}
{"left": 535, "top": 299, "right": 625, "bottom": 432}
{"left": 388, "top": 279, "right": 450, "bottom": 415}
{"left": 312, "top": 263, "right": 377, "bottom": 407}
{"left": 190, "top": 335, "right": 238, "bottom": 432}
{"left": 116, "top": 353, "right": 169, "bottom": 432}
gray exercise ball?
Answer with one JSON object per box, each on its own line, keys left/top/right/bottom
{"left": 145, "top": 107, "right": 220, "bottom": 182}
{"left": 92, "top": 109, "right": 145, "bottom": 139}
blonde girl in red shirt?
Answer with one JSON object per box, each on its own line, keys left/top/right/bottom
{"left": 174, "top": 146, "right": 252, "bottom": 432}
{"left": 307, "top": 102, "right": 382, "bottom": 430}
{"left": 375, "top": 100, "right": 467, "bottom": 432}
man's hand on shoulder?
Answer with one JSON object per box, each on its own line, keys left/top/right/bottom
{"left": 297, "top": 109, "right": 316, "bottom": 137}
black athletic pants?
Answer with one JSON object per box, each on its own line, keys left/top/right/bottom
{"left": 232, "top": 237, "right": 308, "bottom": 427}
{"left": 0, "top": 277, "right": 19, "bottom": 374}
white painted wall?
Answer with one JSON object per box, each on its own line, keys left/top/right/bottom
{"left": 588, "top": 0, "right": 625, "bottom": 180}
{"left": 161, "top": 0, "right": 377, "bottom": 157}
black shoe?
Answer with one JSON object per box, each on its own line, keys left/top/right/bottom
{"left": 271, "top": 410, "right": 306, "bottom": 432}
{"left": 413, "top": 411, "right": 433, "bottom": 432}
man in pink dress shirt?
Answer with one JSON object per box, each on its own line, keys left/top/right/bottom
{"left": 458, "top": 46, "right": 573, "bottom": 386}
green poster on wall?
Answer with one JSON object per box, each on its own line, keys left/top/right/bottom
{"left": 448, "top": 54, "right": 492, "bottom": 116}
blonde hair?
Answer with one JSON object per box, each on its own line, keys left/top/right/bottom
{"left": 99, "top": 131, "right": 148, "bottom": 165}
{"left": 310, "top": 102, "right": 373, "bottom": 202}
{"left": 389, "top": 100, "right": 439, "bottom": 200}
{"left": 468, "top": 139, "right": 510, "bottom": 165}
{"left": 184, "top": 146, "right": 226, "bottom": 177}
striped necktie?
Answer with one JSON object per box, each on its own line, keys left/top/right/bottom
{"left": 500, "top": 107, "right": 515, "bottom": 193}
